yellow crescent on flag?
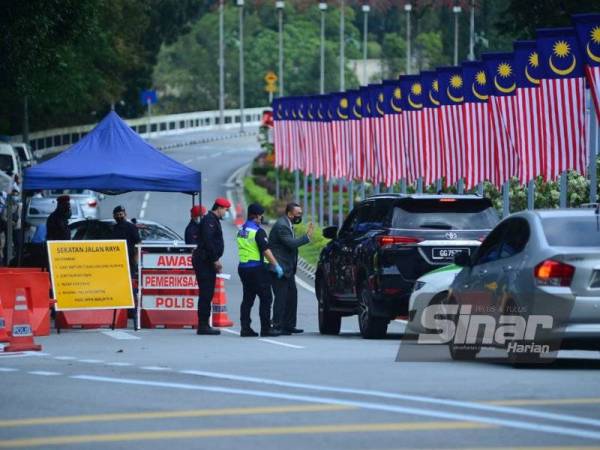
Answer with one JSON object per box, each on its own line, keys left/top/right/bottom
{"left": 548, "top": 54, "right": 576, "bottom": 76}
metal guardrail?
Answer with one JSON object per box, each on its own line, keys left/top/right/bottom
{"left": 11, "top": 107, "right": 267, "bottom": 156}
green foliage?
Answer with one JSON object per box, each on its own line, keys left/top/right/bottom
{"left": 244, "top": 176, "right": 274, "bottom": 214}
{"left": 0, "top": 0, "right": 204, "bottom": 134}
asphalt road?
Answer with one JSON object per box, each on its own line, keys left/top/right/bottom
{"left": 1, "top": 130, "right": 600, "bottom": 450}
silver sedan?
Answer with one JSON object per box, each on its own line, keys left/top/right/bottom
{"left": 446, "top": 208, "right": 600, "bottom": 361}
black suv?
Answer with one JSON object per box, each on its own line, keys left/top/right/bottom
{"left": 315, "top": 194, "right": 499, "bottom": 339}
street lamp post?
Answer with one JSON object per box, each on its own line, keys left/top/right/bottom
{"left": 468, "top": 0, "right": 475, "bottom": 61}
{"left": 219, "top": 0, "right": 224, "bottom": 127}
{"left": 319, "top": 1, "right": 327, "bottom": 227}
{"left": 338, "top": 0, "right": 346, "bottom": 227}
{"left": 453, "top": 5, "right": 462, "bottom": 66}
{"left": 362, "top": 3, "right": 370, "bottom": 85}
{"left": 237, "top": 0, "right": 245, "bottom": 132}
{"left": 404, "top": 3, "right": 412, "bottom": 76}
{"left": 276, "top": 0, "right": 284, "bottom": 201}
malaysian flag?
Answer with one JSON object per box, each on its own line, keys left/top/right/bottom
{"left": 316, "top": 95, "right": 332, "bottom": 180}
{"left": 573, "top": 14, "right": 600, "bottom": 119}
{"left": 324, "top": 95, "right": 337, "bottom": 180}
{"left": 382, "top": 80, "right": 407, "bottom": 186}
{"left": 272, "top": 98, "right": 284, "bottom": 169}
{"left": 436, "top": 67, "right": 466, "bottom": 187}
{"left": 420, "top": 71, "right": 442, "bottom": 187}
{"left": 536, "top": 28, "right": 587, "bottom": 180}
{"left": 331, "top": 92, "right": 350, "bottom": 179}
{"left": 297, "top": 98, "right": 309, "bottom": 175}
{"left": 347, "top": 90, "right": 363, "bottom": 182}
{"left": 483, "top": 53, "right": 519, "bottom": 187}
{"left": 513, "top": 41, "right": 544, "bottom": 184}
{"left": 461, "top": 61, "right": 493, "bottom": 189}
{"left": 287, "top": 98, "right": 300, "bottom": 172}
{"left": 399, "top": 75, "right": 426, "bottom": 185}
{"left": 358, "top": 87, "right": 374, "bottom": 182}
{"left": 304, "top": 97, "right": 318, "bottom": 177}
{"left": 368, "top": 84, "right": 387, "bottom": 185}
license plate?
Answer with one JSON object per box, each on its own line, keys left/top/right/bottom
{"left": 432, "top": 248, "right": 469, "bottom": 260}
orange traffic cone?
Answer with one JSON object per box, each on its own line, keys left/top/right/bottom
{"left": 234, "top": 203, "right": 244, "bottom": 227}
{"left": 4, "top": 288, "right": 42, "bottom": 352}
{"left": 211, "top": 276, "right": 233, "bottom": 327}
{"left": 0, "top": 295, "right": 9, "bottom": 343}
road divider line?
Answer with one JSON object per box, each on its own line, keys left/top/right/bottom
{"left": 54, "top": 356, "right": 77, "bottom": 360}
{"left": 0, "top": 367, "right": 18, "bottom": 372}
{"left": 184, "top": 159, "right": 193, "bottom": 164}
{"left": 140, "top": 366, "right": 172, "bottom": 372}
{"left": 257, "top": 339, "right": 304, "bottom": 349}
{"left": 485, "top": 398, "right": 600, "bottom": 406}
{"left": 28, "top": 371, "right": 61, "bottom": 376}
{"left": 295, "top": 275, "right": 315, "bottom": 294}
{"left": 68, "top": 374, "right": 600, "bottom": 441}
{"left": 177, "top": 370, "right": 600, "bottom": 430}
{"left": 106, "top": 362, "right": 133, "bottom": 367}
{"left": 79, "top": 359, "right": 103, "bottom": 364}
{"left": 101, "top": 330, "right": 140, "bottom": 340}
{"left": 0, "top": 404, "right": 352, "bottom": 428}
{"left": 221, "top": 329, "right": 240, "bottom": 336}
{"left": 0, "top": 421, "right": 490, "bottom": 448}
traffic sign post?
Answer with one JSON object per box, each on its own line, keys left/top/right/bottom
{"left": 264, "top": 72, "right": 278, "bottom": 103}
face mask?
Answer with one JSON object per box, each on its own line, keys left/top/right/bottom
{"left": 292, "top": 215, "right": 302, "bottom": 225}
{"left": 193, "top": 217, "right": 201, "bottom": 224}
{"left": 115, "top": 217, "right": 125, "bottom": 223}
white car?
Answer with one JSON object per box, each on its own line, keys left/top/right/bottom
{"left": 406, "top": 264, "right": 462, "bottom": 335}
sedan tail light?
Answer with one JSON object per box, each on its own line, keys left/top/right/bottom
{"left": 534, "top": 259, "right": 575, "bottom": 287}
{"left": 87, "top": 200, "right": 97, "bottom": 207}
{"left": 376, "top": 236, "right": 422, "bottom": 248}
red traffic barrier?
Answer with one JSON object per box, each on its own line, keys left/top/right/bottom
{"left": 0, "top": 273, "right": 51, "bottom": 337}
{"left": 4, "top": 288, "right": 42, "bottom": 352}
{"left": 234, "top": 203, "right": 244, "bottom": 227}
{"left": 55, "top": 310, "right": 128, "bottom": 330}
{"left": 211, "top": 276, "right": 233, "bottom": 328}
{"left": 0, "top": 295, "right": 9, "bottom": 343}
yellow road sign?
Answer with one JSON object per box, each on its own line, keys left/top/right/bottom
{"left": 265, "top": 71, "right": 278, "bottom": 83}
{"left": 265, "top": 83, "right": 277, "bottom": 93}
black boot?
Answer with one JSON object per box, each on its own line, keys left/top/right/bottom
{"left": 240, "top": 327, "right": 258, "bottom": 337}
{"left": 196, "top": 324, "right": 221, "bottom": 335}
{"left": 260, "top": 327, "right": 281, "bottom": 337}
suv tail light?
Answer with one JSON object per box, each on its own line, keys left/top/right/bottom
{"left": 377, "top": 236, "right": 422, "bottom": 248}
{"left": 87, "top": 200, "right": 97, "bottom": 207}
{"left": 534, "top": 259, "right": 575, "bottom": 287}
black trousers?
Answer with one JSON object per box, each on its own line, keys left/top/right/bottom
{"left": 195, "top": 263, "right": 216, "bottom": 326}
{"left": 271, "top": 274, "right": 298, "bottom": 331}
{"left": 238, "top": 266, "right": 272, "bottom": 330}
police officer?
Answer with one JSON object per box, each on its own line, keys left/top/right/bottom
{"left": 184, "top": 204, "right": 206, "bottom": 245}
{"left": 237, "top": 203, "right": 284, "bottom": 337}
{"left": 111, "top": 205, "right": 141, "bottom": 276}
{"left": 46, "top": 195, "right": 71, "bottom": 241}
{"left": 193, "top": 197, "right": 230, "bottom": 335}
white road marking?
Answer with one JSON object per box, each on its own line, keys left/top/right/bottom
{"left": 140, "top": 192, "right": 150, "bottom": 219}
{"left": 106, "top": 362, "right": 133, "bottom": 367}
{"left": 79, "top": 359, "right": 103, "bottom": 364}
{"left": 28, "top": 371, "right": 61, "bottom": 376}
{"left": 221, "top": 329, "right": 240, "bottom": 335}
{"left": 54, "top": 356, "right": 77, "bottom": 360}
{"left": 181, "top": 370, "right": 600, "bottom": 430}
{"left": 258, "top": 339, "right": 305, "bottom": 349}
{"left": 196, "top": 155, "right": 207, "bottom": 160}
{"left": 295, "top": 275, "right": 315, "bottom": 294}
{"left": 0, "top": 367, "right": 18, "bottom": 372}
{"left": 141, "top": 366, "right": 172, "bottom": 372}
{"left": 101, "top": 330, "right": 140, "bottom": 340}
{"left": 184, "top": 159, "right": 193, "bottom": 164}
{"left": 394, "top": 319, "right": 408, "bottom": 324}
{"left": 70, "top": 374, "right": 600, "bottom": 441}
{"left": 212, "top": 151, "right": 223, "bottom": 157}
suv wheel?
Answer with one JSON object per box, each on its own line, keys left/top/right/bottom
{"left": 318, "top": 281, "right": 341, "bottom": 335}
{"left": 358, "top": 283, "right": 388, "bottom": 339}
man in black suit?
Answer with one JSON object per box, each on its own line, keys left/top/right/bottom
{"left": 269, "top": 202, "right": 314, "bottom": 335}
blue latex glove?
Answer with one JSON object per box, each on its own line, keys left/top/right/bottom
{"left": 274, "top": 264, "right": 284, "bottom": 279}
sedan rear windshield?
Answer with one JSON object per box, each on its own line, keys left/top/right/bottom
{"left": 392, "top": 199, "right": 499, "bottom": 230}
{"left": 542, "top": 216, "right": 600, "bottom": 247}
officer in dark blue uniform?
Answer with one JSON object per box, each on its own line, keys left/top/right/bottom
{"left": 184, "top": 204, "right": 205, "bottom": 245}
{"left": 111, "top": 205, "right": 141, "bottom": 276}
{"left": 193, "top": 197, "right": 230, "bottom": 335}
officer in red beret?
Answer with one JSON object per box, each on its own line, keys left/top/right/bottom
{"left": 193, "top": 197, "right": 231, "bottom": 335}
{"left": 46, "top": 195, "right": 71, "bottom": 241}
{"left": 184, "top": 204, "right": 206, "bottom": 245}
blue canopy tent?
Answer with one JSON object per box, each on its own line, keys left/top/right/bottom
{"left": 23, "top": 111, "right": 201, "bottom": 194}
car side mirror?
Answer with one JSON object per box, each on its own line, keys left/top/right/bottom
{"left": 454, "top": 251, "right": 471, "bottom": 267}
{"left": 322, "top": 226, "right": 338, "bottom": 240}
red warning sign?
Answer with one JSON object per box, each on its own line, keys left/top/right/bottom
{"left": 142, "top": 254, "right": 193, "bottom": 269}
{"left": 142, "top": 295, "right": 197, "bottom": 310}
{"left": 142, "top": 273, "right": 198, "bottom": 289}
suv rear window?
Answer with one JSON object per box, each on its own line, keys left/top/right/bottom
{"left": 542, "top": 216, "right": 600, "bottom": 247}
{"left": 391, "top": 198, "right": 499, "bottom": 230}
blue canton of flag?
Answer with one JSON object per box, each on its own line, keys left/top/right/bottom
{"left": 573, "top": 14, "right": 600, "bottom": 119}
{"left": 514, "top": 41, "right": 542, "bottom": 88}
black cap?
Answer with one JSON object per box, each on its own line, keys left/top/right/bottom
{"left": 247, "top": 203, "right": 265, "bottom": 216}
{"left": 113, "top": 205, "right": 125, "bottom": 215}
